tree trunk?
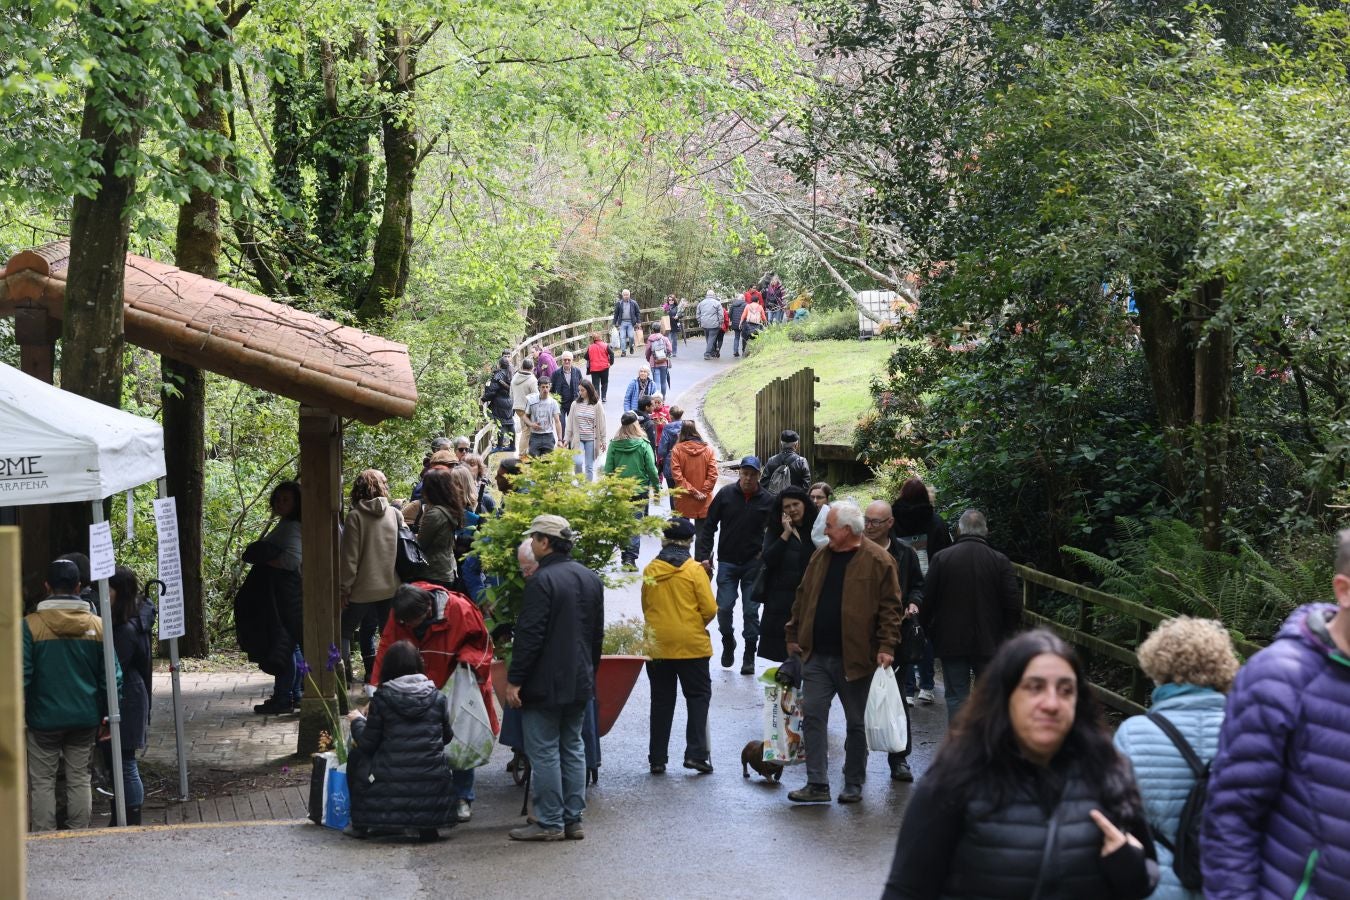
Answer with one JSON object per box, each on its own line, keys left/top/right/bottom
{"left": 167, "top": 72, "right": 225, "bottom": 658}
{"left": 356, "top": 25, "right": 419, "bottom": 322}
{"left": 1134, "top": 286, "right": 1194, "bottom": 500}
{"left": 1191, "top": 278, "right": 1232, "bottom": 552}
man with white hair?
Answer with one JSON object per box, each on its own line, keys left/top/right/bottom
{"left": 613, "top": 288, "right": 641, "bottom": 356}
{"left": 785, "top": 500, "right": 903, "bottom": 805}
{"left": 696, "top": 289, "right": 723, "bottom": 360}
{"left": 921, "top": 508, "right": 1021, "bottom": 718}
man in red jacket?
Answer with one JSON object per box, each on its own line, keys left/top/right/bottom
{"left": 373, "top": 582, "right": 497, "bottom": 822}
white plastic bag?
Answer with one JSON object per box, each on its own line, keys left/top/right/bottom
{"left": 761, "top": 678, "right": 807, "bottom": 765}
{"left": 865, "top": 666, "right": 909, "bottom": 753}
{"left": 609, "top": 326, "right": 621, "bottom": 349}
{"left": 443, "top": 664, "right": 495, "bottom": 769}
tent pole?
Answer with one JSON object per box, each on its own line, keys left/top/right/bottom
{"left": 92, "top": 501, "right": 127, "bottom": 827}
{"left": 158, "top": 478, "right": 189, "bottom": 800}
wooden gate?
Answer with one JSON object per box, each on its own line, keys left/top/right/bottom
{"left": 755, "top": 367, "right": 818, "bottom": 468}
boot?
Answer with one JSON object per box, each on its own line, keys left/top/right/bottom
{"left": 741, "top": 640, "right": 757, "bottom": 675}
{"left": 126, "top": 806, "right": 142, "bottom": 826}
{"left": 720, "top": 636, "right": 736, "bottom": 669}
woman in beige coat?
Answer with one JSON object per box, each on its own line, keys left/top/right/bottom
{"left": 340, "top": 469, "right": 402, "bottom": 686}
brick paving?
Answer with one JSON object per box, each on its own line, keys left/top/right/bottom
{"left": 144, "top": 669, "right": 300, "bottom": 770}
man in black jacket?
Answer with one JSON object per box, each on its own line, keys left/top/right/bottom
{"left": 921, "top": 509, "right": 1021, "bottom": 719}
{"left": 728, "top": 292, "right": 747, "bottom": 357}
{"left": 761, "top": 430, "right": 812, "bottom": 492}
{"left": 864, "top": 500, "right": 924, "bottom": 782}
{"left": 549, "top": 351, "right": 583, "bottom": 436}
{"left": 505, "top": 515, "right": 604, "bottom": 842}
{"left": 695, "top": 456, "right": 777, "bottom": 674}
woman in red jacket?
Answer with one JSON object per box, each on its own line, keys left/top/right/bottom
{"left": 585, "top": 331, "right": 614, "bottom": 402}
{"left": 372, "top": 583, "right": 496, "bottom": 823}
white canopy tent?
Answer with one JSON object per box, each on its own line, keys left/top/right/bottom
{"left": 0, "top": 362, "right": 183, "bottom": 826}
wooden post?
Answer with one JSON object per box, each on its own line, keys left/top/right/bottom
{"left": 297, "top": 408, "right": 342, "bottom": 754}
{"left": 0, "top": 527, "right": 26, "bottom": 894}
{"left": 14, "top": 306, "right": 57, "bottom": 606}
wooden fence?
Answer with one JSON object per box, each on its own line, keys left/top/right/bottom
{"left": 1015, "top": 563, "right": 1265, "bottom": 715}
{"left": 754, "top": 367, "right": 818, "bottom": 467}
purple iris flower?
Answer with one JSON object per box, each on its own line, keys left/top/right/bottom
{"left": 296, "top": 656, "right": 311, "bottom": 678}
{"left": 326, "top": 643, "right": 342, "bottom": 672}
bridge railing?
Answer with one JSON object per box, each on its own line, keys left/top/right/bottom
{"left": 1014, "top": 563, "right": 1265, "bottom": 715}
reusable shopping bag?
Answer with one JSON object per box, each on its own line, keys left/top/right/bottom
{"left": 760, "top": 668, "right": 807, "bottom": 765}
{"left": 443, "top": 663, "right": 495, "bottom": 769}
{"left": 308, "top": 751, "right": 350, "bottom": 830}
{"left": 864, "top": 666, "right": 908, "bottom": 753}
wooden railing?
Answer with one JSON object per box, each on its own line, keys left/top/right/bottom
{"left": 1015, "top": 563, "right": 1265, "bottom": 715}
{"left": 470, "top": 304, "right": 673, "bottom": 457}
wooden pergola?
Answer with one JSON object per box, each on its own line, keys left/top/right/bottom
{"left": 0, "top": 242, "right": 418, "bottom": 751}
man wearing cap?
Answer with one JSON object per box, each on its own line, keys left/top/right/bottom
{"left": 641, "top": 518, "right": 717, "bottom": 775}
{"left": 506, "top": 515, "right": 604, "bottom": 841}
{"left": 695, "top": 455, "right": 777, "bottom": 674}
{"left": 761, "top": 430, "right": 812, "bottom": 492}
{"left": 24, "top": 559, "right": 121, "bottom": 831}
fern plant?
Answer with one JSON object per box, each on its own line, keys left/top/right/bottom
{"left": 1062, "top": 518, "right": 1327, "bottom": 643}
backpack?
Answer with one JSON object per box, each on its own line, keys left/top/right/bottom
{"left": 1146, "top": 712, "right": 1209, "bottom": 890}
{"left": 764, "top": 453, "right": 799, "bottom": 495}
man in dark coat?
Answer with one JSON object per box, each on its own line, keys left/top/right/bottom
{"left": 728, "top": 292, "right": 747, "bottom": 357}
{"left": 505, "top": 515, "right": 604, "bottom": 842}
{"left": 549, "top": 351, "right": 583, "bottom": 436}
{"left": 921, "top": 509, "right": 1021, "bottom": 718}
{"left": 863, "top": 500, "right": 924, "bottom": 782}
{"left": 761, "top": 429, "right": 812, "bottom": 492}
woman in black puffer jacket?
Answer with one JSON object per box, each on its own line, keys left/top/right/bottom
{"left": 756, "top": 486, "right": 818, "bottom": 662}
{"left": 883, "top": 630, "right": 1158, "bottom": 900}
{"left": 346, "top": 641, "right": 455, "bottom": 840}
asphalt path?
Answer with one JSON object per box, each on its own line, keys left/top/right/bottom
{"left": 26, "top": 330, "right": 946, "bottom": 899}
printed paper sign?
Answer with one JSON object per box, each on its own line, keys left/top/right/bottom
{"left": 153, "top": 497, "right": 186, "bottom": 641}
{"left": 88, "top": 521, "right": 115, "bottom": 581}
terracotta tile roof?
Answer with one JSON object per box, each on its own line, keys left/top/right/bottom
{"left": 0, "top": 242, "right": 417, "bottom": 424}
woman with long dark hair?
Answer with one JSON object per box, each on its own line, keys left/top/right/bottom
{"left": 756, "top": 485, "right": 818, "bottom": 662}
{"left": 883, "top": 630, "right": 1158, "bottom": 899}
{"left": 105, "top": 566, "right": 155, "bottom": 824}
{"left": 246, "top": 480, "right": 305, "bottom": 714}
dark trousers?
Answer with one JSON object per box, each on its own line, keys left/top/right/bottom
{"left": 590, "top": 368, "right": 609, "bottom": 401}
{"left": 646, "top": 657, "right": 712, "bottom": 765}
{"left": 341, "top": 599, "right": 391, "bottom": 683}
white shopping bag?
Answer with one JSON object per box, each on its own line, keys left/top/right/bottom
{"left": 865, "top": 666, "right": 909, "bottom": 753}
{"left": 609, "top": 326, "right": 621, "bottom": 349}
{"left": 442, "top": 664, "right": 495, "bottom": 769}
{"left": 761, "top": 679, "right": 807, "bottom": 765}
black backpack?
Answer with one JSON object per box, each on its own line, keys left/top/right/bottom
{"left": 1146, "top": 712, "right": 1209, "bottom": 890}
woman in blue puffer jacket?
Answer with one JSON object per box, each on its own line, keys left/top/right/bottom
{"left": 1113, "top": 617, "right": 1240, "bottom": 900}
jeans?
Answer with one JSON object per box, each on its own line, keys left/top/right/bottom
{"left": 903, "top": 638, "right": 936, "bottom": 695}
{"left": 623, "top": 502, "right": 647, "bottom": 565}
{"left": 646, "top": 658, "right": 712, "bottom": 765}
{"left": 732, "top": 327, "right": 745, "bottom": 356}
{"left": 619, "top": 321, "right": 635, "bottom": 354}
{"left": 528, "top": 432, "right": 557, "bottom": 456}
{"left": 704, "top": 329, "right": 719, "bottom": 357}
{"left": 941, "top": 655, "right": 990, "bottom": 719}
{"left": 452, "top": 768, "right": 475, "bottom": 804}
{"left": 342, "top": 599, "right": 391, "bottom": 684}
{"left": 574, "top": 438, "right": 597, "bottom": 481}
{"left": 715, "top": 559, "right": 761, "bottom": 644}
{"left": 521, "top": 704, "right": 587, "bottom": 829}
{"left": 28, "top": 726, "right": 97, "bottom": 830}
{"left": 768, "top": 308, "right": 785, "bottom": 324}
{"left": 652, "top": 365, "right": 671, "bottom": 396}
{"left": 801, "top": 653, "right": 870, "bottom": 788}
{"left": 99, "top": 742, "right": 145, "bottom": 813}
{"left": 273, "top": 645, "right": 305, "bottom": 704}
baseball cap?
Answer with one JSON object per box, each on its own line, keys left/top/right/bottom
{"left": 523, "top": 514, "right": 576, "bottom": 540}
{"left": 47, "top": 558, "right": 82, "bottom": 590}
{"left": 731, "top": 455, "right": 762, "bottom": 472}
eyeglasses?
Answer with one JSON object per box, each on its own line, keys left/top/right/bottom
{"left": 455, "top": 447, "right": 469, "bottom": 453}
{"left": 863, "top": 517, "right": 892, "bottom": 527}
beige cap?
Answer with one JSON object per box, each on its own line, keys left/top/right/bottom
{"left": 522, "top": 514, "right": 576, "bottom": 540}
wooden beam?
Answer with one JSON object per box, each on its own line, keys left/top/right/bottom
{"left": 0, "top": 528, "right": 27, "bottom": 892}
{"left": 297, "top": 408, "right": 342, "bottom": 754}
{"left": 14, "top": 306, "right": 57, "bottom": 606}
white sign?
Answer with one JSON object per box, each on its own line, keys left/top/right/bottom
{"left": 88, "top": 521, "right": 115, "bottom": 581}
{"left": 153, "top": 497, "right": 186, "bottom": 641}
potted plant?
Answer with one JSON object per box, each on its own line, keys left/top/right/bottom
{"left": 472, "top": 449, "right": 664, "bottom": 719}
{"left": 596, "top": 615, "right": 658, "bottom": 736}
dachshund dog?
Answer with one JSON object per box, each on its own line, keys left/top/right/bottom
{"left": 741, "top": 740, "right": 785, "bottom": 781}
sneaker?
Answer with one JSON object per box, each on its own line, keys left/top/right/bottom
{"left": 564, "top": 822, "right": 585, "bottom": 841}
{"left": 455, "top": 800, "right": 472, "bottom": 822}
{"left": 917, "top": 689, "right": 936, "bottom": 705}
{"left": 904, "top": 694, "right": 916, "bottom": 707}
{"left": 787, "top": 784, "right": 831, "bottom": 803}
{"left": 509, "top": 823, "right": 564, "bottom": 842}
{"left": 837, "top": 784, "right": 863, "bottom": 804}
{"left": 683, "top": 758, "right": 714, "bottom": 774}
{"left": 890, "top": 762, "right": 914, "bottom": 782}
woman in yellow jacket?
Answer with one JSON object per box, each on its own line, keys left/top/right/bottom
{"left": 640, "top": 517, "right": 717, "bottom": 775}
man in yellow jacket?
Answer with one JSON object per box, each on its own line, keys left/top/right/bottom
{"left": 641, "top": 518, "right": 717, "bottom": 775}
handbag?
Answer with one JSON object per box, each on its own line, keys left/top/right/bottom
{"left": 394, "top": 517, "right": 430, "bottom": 582}
{"left": 900, "top": 618, "right": 926, "bottom": 665}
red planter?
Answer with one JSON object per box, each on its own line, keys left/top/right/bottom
{"left": 489, "top": 654, "right": 645, "bottom": 738}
